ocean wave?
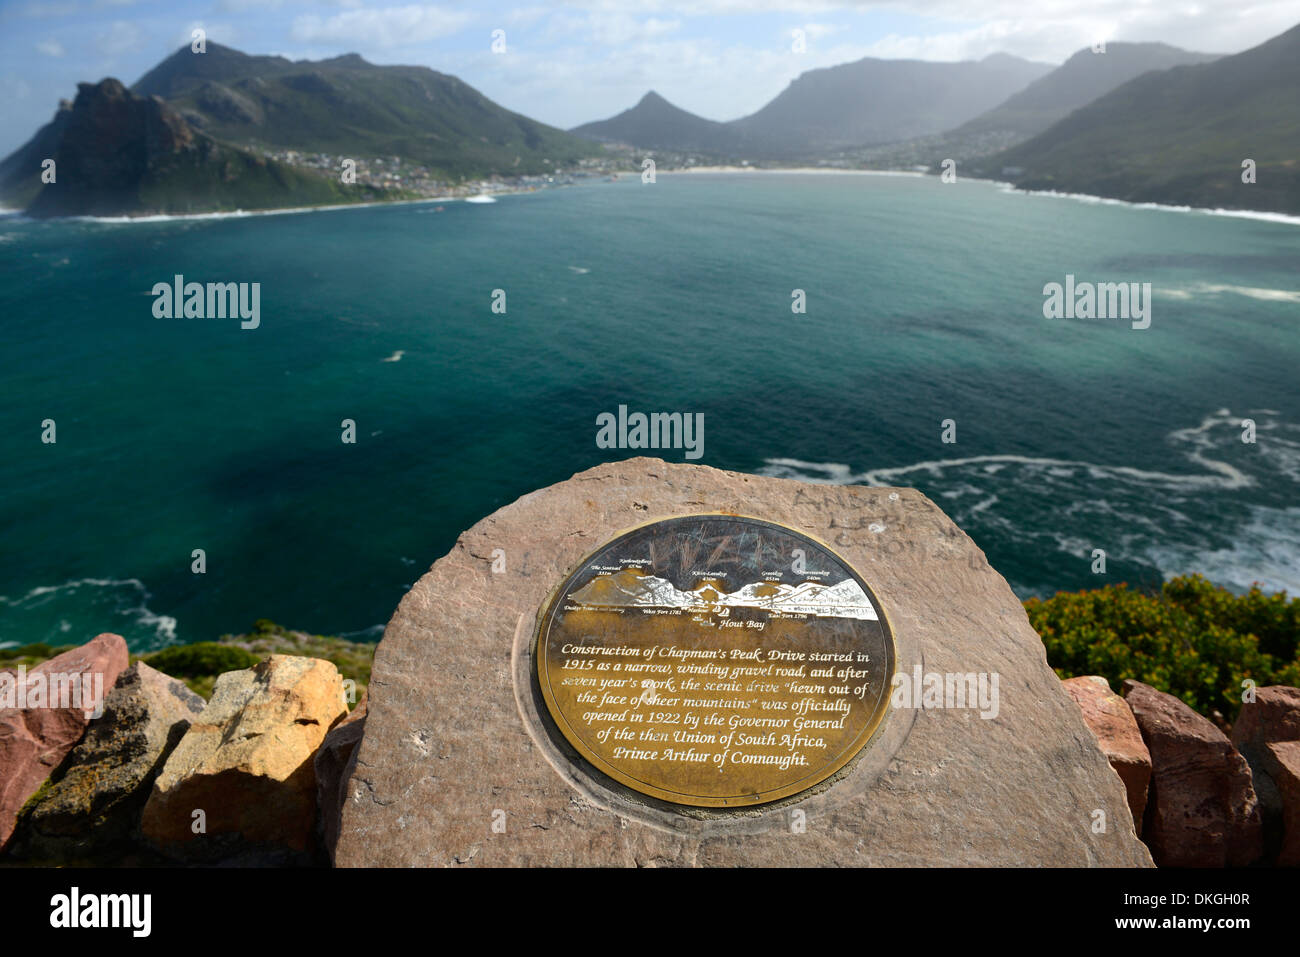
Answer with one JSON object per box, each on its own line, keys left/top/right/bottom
{"left": 760, "top": 409, "right": 1299, "bottom": 593}
{"left": 1145, "top": 506, "right": 1300, "bottom": 596}
{"left": 1155, "top": 282, "right": 1300, "bottom": 304}
{"left": 42, "top": 194, "right": 462, "bottom": 226}
{"left": 988, "top": 181, "right": 1300, "bottom": 226}
{"left": 764, "top": 448, "right": 1249, "bottom": 492}
{"left": 763, "top": 410, "right": 1264, "bottom": 493}
{"left": 0, "top": 577, "right": 177, "bottom": 651}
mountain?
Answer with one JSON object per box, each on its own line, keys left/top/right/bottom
{"left": 727, "top": 53, "right": 1053, "bottom": 156}
{"left": 1, "top": 78, "right": 373, "bottom": 218}
{"left": 979, "top": 22, "right": 1300, "bottom": 214}
{"left": 571, "top": 91, "right": 734, "bottom": 153}
{"left": 566, "top": 572, "right": 877, "bottom": 619}
{"left": 134, "top": 43, "right": 601, "bottom": 179}
{"left": 0, "top": 97, "right": 72, "bottom": 209}
{"left": 956, "top": 43, "right": 1220, "bottom": 138}
{"left": 573, "top": 54, "right": 1051, "bottom": 158}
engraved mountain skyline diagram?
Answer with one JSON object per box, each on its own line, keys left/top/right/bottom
{"left": 567, "top": 567, "right": 879, "bottom": 620}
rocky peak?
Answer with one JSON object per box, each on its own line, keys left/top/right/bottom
{"left": 25, "top": 77, "right": 196, "bottom": 217}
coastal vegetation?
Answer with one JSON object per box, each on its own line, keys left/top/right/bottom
{"left": 1028, "top": 574, "right": 1300, "bottom": 723}
{"left": 6, "top": 577, "right": 1295, "bottom": 725}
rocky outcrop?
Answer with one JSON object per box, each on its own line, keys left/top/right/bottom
{"left": 335, "top": 457, "right": 1153, "bottom": 867}
{"left": 1123, "top": 680, "right": 1263, "bottom": 866}
{"left": 1232, "top": 686, "right": 1300, "bottom": 865}
{"left": 1266, "top": 742, "right": 1300, "bottom": 866}
{"left": 141, "top": 655, "right": 347, "bottom": 863}
{"left": 1062, "top": 675, "right": 1151, "bottom": 834}
{"left": 315, "top": 693, "right": 367, "bottom": 858}
{"left": 5, "top": 662, "right": 203, "bottom": 864}
{"left": 10, "top": 75, "right": 356, "bottom": 218}
{"left": 0, "top": 633, "right": 129, "bottom": 852}
{"left": 25, "top": 78, "right": 194, "bottom": 218}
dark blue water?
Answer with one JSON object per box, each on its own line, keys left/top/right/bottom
{"left": 2, "top": 172, "right": 1297, "bottom": 650}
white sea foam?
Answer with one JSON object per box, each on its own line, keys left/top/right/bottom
{"left": 988, "top": 180, "right": 1300, "bottom": 226}
{"left": 1156, "top": 282, "right": 1300, "bottom": 303}
{"left": 766, "top": 410, "right": 1260, "bottom": 494}
{"left": 766, "top": 448, "right": 1249, "bottom": 492}
{"left": 0, "top": 577, "right": 177, "bottom": 648}
{"left": 1145, "top": 506, "right": 1300, "bottom": 596}
{"left": 464, "top": 194, "right": 497, "bottom": 204}
{"left": 381, "top": 350, "right": 405, "bottom": 362}
{"left": 761, "top": 409, "right": 1296, "bottom": 594}
{"left": 668, "top": 167, "right": 926, "bottom": 178}
{"left": 58, "top": 193, "right": 463, "bottom": 226}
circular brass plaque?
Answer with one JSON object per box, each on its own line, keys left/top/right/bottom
{"left": 534, "top": 514, "right": 895, "bottom": 807}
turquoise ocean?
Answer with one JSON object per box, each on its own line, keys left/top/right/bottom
{"left": 1, "top": 172, "right": 1298, "bottom": 651}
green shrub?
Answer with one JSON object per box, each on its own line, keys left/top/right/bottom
{"left": 142, "top": 642, "right": 262, "bottom": 680}
{"left": 1026, "top": 574, "right": 1300, "bottom": 720}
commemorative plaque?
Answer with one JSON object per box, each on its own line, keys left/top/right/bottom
{"left": 534, "top": 514, "right": 895, "bottom": 807}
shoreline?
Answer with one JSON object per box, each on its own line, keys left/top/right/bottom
{"left": 0, "top": 187, "right": 535, "bottom": 227}
{"left": 4, "top": 167, "right": 1297, "bottom": 228}
{"left": 664, "top": 166, "right": 926, "bottom": 177}
{"left": 666, "top": 166, "right": 1300, "bottom": 225}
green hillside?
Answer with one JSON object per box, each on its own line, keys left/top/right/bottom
{"left": 957, "top": 43, "right": 1219, "bottom": 138}
{"left": 979, "top": 23, "right": 1300, "bottom": 214}
{"left": 7, "top": 78, "right": 389, "bottom": 218}
{"left": 134, "top": 43, "right": 602, "bottom": 179}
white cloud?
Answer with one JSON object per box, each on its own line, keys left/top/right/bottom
{"left": 35, "top": 39, "right": 65, "bottom": 57}
{"left": 291, "top": 5, "right": 474, "bottom": 47}
{"left": 800, "top": 22, "right": 845, "bottom": 40}
{"left": 96, "top": 20, "right": 145, "bottom": 56}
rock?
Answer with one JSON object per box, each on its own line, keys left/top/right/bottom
{"left": 26, "top": 79, "right": 196, "bottom": 219}
{"left": 1232, "top": 686, "right": 1300, "bottom": 754}
{"left": 4, "top": 662, "right": 204, "bottom": 864}
{"left": 0, "top": 633, "right": 129, "bottom": 852}
{"left": 1123, "top": 680, "right": 1263, "bottom": 866}
{"left": 315, "top": 693, "right": 367, "bottom": 859}
{"left": 141, "top": 655, "right": 348, "bottom": 862}
{"left": 335, "top": 457, "right": 1152, "bottom": 867}
{"left": 1265, "top": 741, "right": 1300, "bottom": 866}
{"left": 1062, "top": 676, "right": 1151, "bottom": 835}
{"left": 1232, "top": 686, "right": 1300, "bottom": 865}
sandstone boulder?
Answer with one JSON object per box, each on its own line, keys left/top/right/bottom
{"left": 1062, "top": 675, "right": 1151, "bottom": 835}
{"left": 5, "top": 661, "right": 203, "bottom": 864}
{"left": 0, "top": 633, "right": 129, "bottom": 851}
{"left": 1232, "top": 685, "right": 1300, "bottom": 865}
{"left": 1232, "top": 686, "right": 1300, "bottom": 753}
{"left": 1123, "top": 680, "right": 1263, "bottom": 866}
{"left": 141, "top": 655, "right": 347, "bottom": 862}
{"left": 335, "top": 458, "right": 1153, "bottom": 867}
{"left": 1265, "top": 741, "right": 1300, "bottom": 866}
{"left": 315, "top": 692, "right": 367, "bottom": 859}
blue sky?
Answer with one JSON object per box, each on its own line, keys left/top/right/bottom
{"left": 2, "top": 0, "right": 1296, "bottom": 156}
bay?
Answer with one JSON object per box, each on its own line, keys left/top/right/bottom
{"left": 1, "top": 171, "right": 1296, "bottom": 651}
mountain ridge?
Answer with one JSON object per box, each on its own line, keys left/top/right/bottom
{"left": 132, "top": 42, "right": 601, "bottom": 179}
{"left": 978, "top": 23, "right": 1300, "bottom": 214}
{"left": 1, "top": 77, "right": 375, "bottom": 218}
{"left": 572, "top": 53, "right": 1054, "bottom": 157}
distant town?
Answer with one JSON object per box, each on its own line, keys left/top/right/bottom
{"left": 252, "top": 145, "right": 640, "bottom": 199}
